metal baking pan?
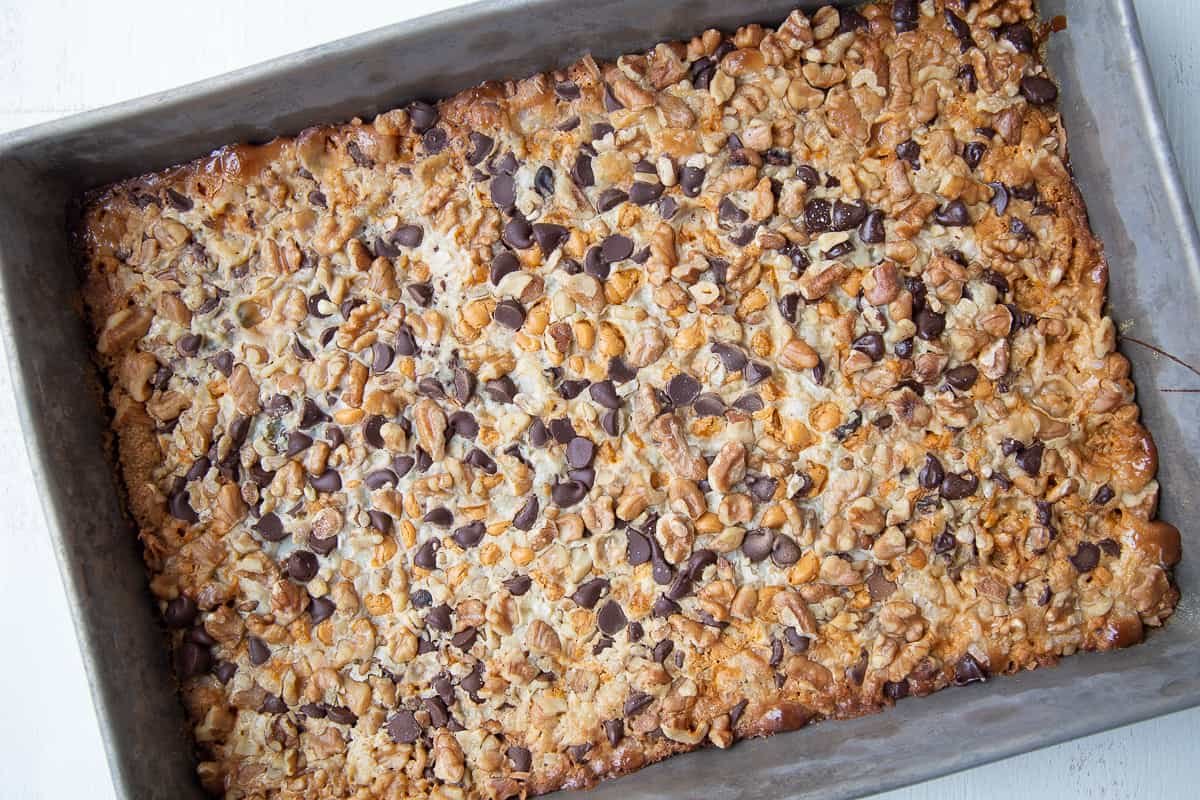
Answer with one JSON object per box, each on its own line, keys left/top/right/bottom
{"left": 0, "top": 0, "right": 1196, "bottom": 797}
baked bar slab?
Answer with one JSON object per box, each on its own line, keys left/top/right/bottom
{"left": 76, "top": 1, "right": 1182, "bottom": 797}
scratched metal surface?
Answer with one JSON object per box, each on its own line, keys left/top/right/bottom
{"left": 0, "top": 1, "right": 1196, "bottom": 798}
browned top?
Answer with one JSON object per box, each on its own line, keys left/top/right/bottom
{"left": 76, "top": 1, "right": 1180, "bottom": 798}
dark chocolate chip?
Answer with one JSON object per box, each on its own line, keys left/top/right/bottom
{"left": 426, "top": 603, "right": 452, "bottom": 632}
{"left": 1070, "top": 541, "right": 1100, "bottom": 573}
{"left": 169, "top": 489, "right": 199, "bottom": 524}
{"left": 552, "top": 480, "right": 588, "bottom": 507}
{"left": 626, "top": 529, "right": 652, "bottom": 566}
{"left": 503, "top": 217, "right": 534, "bottom": 249}
{"left": 597, "top": 601, "right": 627, "bottom": 635}
{"left": 953, "top": 653, "right": 989, "bottom": 685}
{"left": 945, "top": 9, "right": 975, "bottom": 51}
{"left": 247, "top": 636, "right": 270, "bottom": 666}
{"left": 667, "top": 373, "right": 701, "bottom": 406}
{"left": 309, "top": 596, "right": 335, "bottom": 624}
{"left": 623, "top": 692, "right": 654, "bottom": 716}
{"left": 732, "top": 392, "right": 764, "bottom": 413}
{"left": 567, "top": 437, "right": 596, "bottom": 468}
{"left": 557, "top": 379, "right": 590, "bottom": 400}
{"left": 407, "top": 100, "right": 438, "bottom": 133}
{"left": 771, "top": 534, "right": 802, "bottom": 567}
{"left": 308, "top": 470, "right": 341, "bottom": 493}
{"left": 934, "top": 200, "right": 970, "bottom": 227}
{"left": 286, "top": 550, "right": 319, "bottom": 582}
{"left": 852, "top": 332, "right": 885, "bottom": 361}
{"left": 166, "top": 188, "right": 193, "bottom": 212}
{"left": 742, "top": 529, "right": 775, "bottom": 562}
{"left": 596, "top": 187, "right": 628, "bottom": 213}
{"left": 493, "top": 299, "right": 526, "bottom": 330}
{"left": 1093, "top": 484, "right": 1115, "bottom": 505}
{"left": 393, "top": 455, "right": 416, "bottom": 478}
{"left": 572, "top": 578, "right": 610, "bottom": 609}
{"left": 1013, "top": 441, "right": 1044, "bottom": 476}
{"left": 915, "top": 307, "right": 946, "bottom": 340}
{"left": 601, "top": 410, "right": 620, "bottom": 436}
{"left": 572, "top": 152, "right": 595, "bottom": 187}
{"left": 919, "top": 454, "right": 945, "bottom": 489}
{"left": 744, "top": 362, "right": 772, "bottom": 385}
{"left": 490, "top": 174, "right": 516, "bottom": 211}
{"left": 629, "top": 181, "right": 664, "bottom": 206}
{"left": 940, "top": 471, "right": 979, "bottom": 500}
{"left": 892, "top": 0, "right": 918, "bottom": 32}
{"left": 1000, "top": 23, "right": 1035, "bottom": 53}
{"left": 164, "top": 595, "right": 198, "bottom": 628}
{"left": 680, "top": 165, "right": 705, "bottom": 197}
{"left": 804, "top": 198, "right": 832, "bottom": 234}
{"left": 601, "top": 234, "right": 634, "bottom": 264}
{"left": 832, "top": 200, "right": 868, "bottom": 231}
{"left": 466, "top": 132, "right": 494, "bottom": 165}
{"left": 859, "top": 209, "right": 886, "bottom": 243}
{"left": 1020, "top": 75, "right": 1058, "bottom": 105}
{"left": 387, "top": 710, "right": 421, "bottom": 744}
{"left": 944, "top": 364, "right": 978, "bottom": 391}
{"left": 694, "top": 393, "right": 725, "bottom": 417}
{"left": 712, "top": 343, "right": 748, "bottom": 371}
{"left": 896, "top": 139, "right": 921, "bottom": 170}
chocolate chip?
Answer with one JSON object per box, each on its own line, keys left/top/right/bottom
{"left": 425, "top": 603, "right": 453, "bottom": 632}
{"left": 693, "top": 393, "right": 725, "bottom": 417}
{"left": 392, "top": 454, "right": 415, "bottom": 479}
{"left": 175, "top": 333, "right": 202, "bottom": 357}
{"left": 771, "top": 534, "right": 802, "bottom": 567}
{"left": 666, "top": 373, "right": 701, "bottom": 406}
{"left": 407, "top": 100, "right": 438, "bottom": 133}
{"left": 407, "top": 282, "right": 434, "bottom": 307}
{"left": 652, "top": 595, "right": 681, "bottom": 618}
{"left": 919, "top": 454, "right": 945, "bottom": 489}
{"left": 896, "top": 139, "right": 921, "bottom": 170}
{"left": 832, "top": 201, "right": 868, "bottom": 231}
{"left": 944, "top": 364, "right": 978, "bottom": 391}
{"left": 915, "top": 307, "right": 946, "bottom": 340}
{"left": 424, "top": 507, "right": 453, "bottom": 527}
{"left": 597, "top": 601, "right": 627, "bottom": 635}
{"left": 304, "top": 595, "right": 334, "bottom": 625}
{"left": 1020, "top": 75, "right": 1058, "bottom": 105}
{"left": 742, "top": 529, "right": 775, "bottom": 562}
{"left": 493, "top": 299, "right": 526, "bottom": 330}
{"left": 164, "top": 595, "right": 197, "bottom": 628}
{"left": 169, "top": 489, "right": 199, "bottom": 524}
{"left": 571, "top": 152, "right": 595, "bottom": 187}
{"left": 945, "top": 9, "right": 975, "bottom": 51}
{"left": 1014, "top": 441, "right": 1044, "bottom": 476}
{"left": 625, "top": 180, "right": 664, "bottom": 207}
{"left": 557, "top": 379, "right": 589, "bottom": 400}
{"left": 367, "top": 510, "right": 392, "bottom": 534}
{"left": 387, "top": 710, "right": 421, "bottom": 744}
{"left": 803, "top": 199, "right": 832, "bottom": 234}
{"left": 413, "top": 537, "right": 440, "bottom": 569}
{"left": 529, "top": 222, "right": 567, "bottom": 255}
{"left": 750, "top": 476, "right": 778, "bottom": 501}
{"left": 852, "top": 332, "right": 884, "bottom": 361}
{"left": 623, "top": 692, "right": 654, "bottom": 716}
{"left": 394, "top": 224, "right": 425, "bottom": 249}
{"left": 600, "top": 234, "right": 634, "bottom": 264}
{"left": 953, "top": 653, "right": 988, "bottom": 685}
{"left": 1000, "top": 23, "right": 1035, "bottom": 53}
{"left": 566, "top": 437, "right": 596, "bottom": 469}
{"left": 601, "top": 410, "right": 620, "bottom": 436}
{"left": 247, "top": 636, "right": 270, "bottom": 666}
{"left": 1067, "top": 540, "right": 1101, "bottom": 573}
{"left": 940, "top": 471, "right": 979, "bottom": 500}
{"left": 490, "top": 174, "right": 516, "bottom": 211}
{"left": 680, "top": 165, "right": 705, "bottom": 197}
{"left": 544, "top": 417, "right": 572, "bottom": 445}
{"left": 357, "top": 417, "right": 386, "bottom": 453}
{"left": 934, "top": 200, "right": 970, "bottom": 227}
{"left": 465, "top": 131, "right": 494, "bottom": 166}
{"left": 732, "top": 392, "right": 764, "bottom": 413}
{"left": 892, "top": 0, "right": 918, "bottom": 32}
{"left": 503, "top": 217, "right": 533, "bottom": 250}
{"left": 451, "top": 520, "right": 482, "bottom": 551}
{"left": 712, "top": 343, "right": 748, "bottom": 371}
{"left": 596, "top": 187, "right": 628, "bottom": 213}
{"left": 572, "top": 578, "right": 610, "bottom": 609}
{"left": 603, "top": 82, "right": 624, "bottom": 111}
{"left": 308, "top": 469, "right": 341, "bottom": 493}
{"left": 552, "top": 480, "right": 588, "bottom": 507}
{"left": 744, "top": 362, "right": 772, "bottom": 385}
{"left": 856, "top": 209, "right": 886, "bottom": 244}
{"left": 176, "top": 642, "right": 212, "bottom": 679}
{"left": 626, "top": 529, "right": 652, "bottom": 566}
{"left": 165, "top": 188, "right": 193, "bottom": 212}
{"left": 1093, "top": 484, "right": 1115, "bottom": 505}
{"left": 718, "top": 196, "right": 749, "bottom": 225}
{"left": 287, "top": 550, "right": 319, "bottom": 582}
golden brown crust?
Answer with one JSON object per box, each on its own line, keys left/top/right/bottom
{"left": 75, "top": 2, "right": 1180, "bottom": 798}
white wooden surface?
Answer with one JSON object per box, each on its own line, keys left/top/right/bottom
{"left": 0, "top": 1, "right": 1195, "bottom": 798}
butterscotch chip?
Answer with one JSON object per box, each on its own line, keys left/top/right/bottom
{"left": 76, "top": 3, "right": 1180, "bottom": 798}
